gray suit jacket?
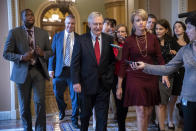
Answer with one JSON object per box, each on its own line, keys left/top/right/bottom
{"left": 3, "top": 26, "right": 53, "bottom": 84}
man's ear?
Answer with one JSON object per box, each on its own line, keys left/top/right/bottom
{"left": 88, "top": 23, "right": 91, "bottom": 28}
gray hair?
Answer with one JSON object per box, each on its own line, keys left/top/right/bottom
{"left": 88, "top": 12, "right": 103, "bottom": 24}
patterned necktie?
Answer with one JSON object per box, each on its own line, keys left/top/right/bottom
{"left": 64, "top": 34, "right": 71, "bottom": 66}
{"left": 27, "top": 30, "right": 34, "bottom": 50}
{"left": 27, "top": 30, "right": 36, "bottom": 65}
{"left": 94, "top": 37, "right": 100, "bottom": 64}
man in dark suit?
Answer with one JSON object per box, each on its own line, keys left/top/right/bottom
{"left": 71, "top": 12, "right": 115, "bottom": 131}
{"left": 48, "top": 15, "right": 80, "bottom": 128}
{"left": 3, "top": 9, "right": 53, "bottom": 131}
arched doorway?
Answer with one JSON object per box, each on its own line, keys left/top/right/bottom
{"left": 34, "top": 1, "right": 81, "bottom": 34}
{"left": 40, "top": 4, "right": 73, "bottom": 42}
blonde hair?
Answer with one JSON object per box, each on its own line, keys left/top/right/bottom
{"left": 130, "top": 9, "right": 148, "bottom": 34}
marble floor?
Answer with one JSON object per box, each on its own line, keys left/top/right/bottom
{"left": 0, "top": 110, "right": 183, "bottom": 131}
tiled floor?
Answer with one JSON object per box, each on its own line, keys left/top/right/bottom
{"left": 0, "top": 110, "right": 183, "bottom": 131}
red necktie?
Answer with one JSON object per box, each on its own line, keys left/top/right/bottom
{"left": 94, "top": 37, "right": 100, "bottom": 64}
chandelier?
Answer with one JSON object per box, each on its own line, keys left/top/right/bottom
{"left": 45, "top": 0, "right": 76, "bottom": 22}
{"left": 49, "top": 0, "right": 76, "bottom": 4}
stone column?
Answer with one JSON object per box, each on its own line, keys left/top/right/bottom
{"left": 7, "top": 0, "right": 20, "bottom": 119}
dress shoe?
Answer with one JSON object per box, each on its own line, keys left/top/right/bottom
{"left": 72, "top": 122, "right": 80, "bottom": 129}
{"left": 59, "top": 111, "right": 65, "bottom": 120}
{"left": 168, "top": 123, "right": 175, "bottom": 130}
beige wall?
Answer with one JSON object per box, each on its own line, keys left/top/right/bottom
{"left": 0, "top": 0, "right": 11, "bottom": 111}
{"left": 160, "top": 0, "right": 172, "bottom": 23}
{"left": 148, "top": 0, "right": 160, "bottom": 19}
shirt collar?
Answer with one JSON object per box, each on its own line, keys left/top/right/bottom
{"left": 90, "top": 31, "right": 101, "bottom": 41}
{"left": 65, "top": 30, "right": 74, "bottom": 36}
{"left": 24, "top": 25, "right": 34, "bottom": 32}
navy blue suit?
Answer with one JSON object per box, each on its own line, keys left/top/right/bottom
{"left": 48, "top": 31, "right": 79, "bottom": 123}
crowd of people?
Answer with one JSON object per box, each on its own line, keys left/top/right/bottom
{"left": 3, "top": 7, "right": 196, "bottom": 131}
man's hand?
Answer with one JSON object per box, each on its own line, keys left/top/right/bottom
{"left": 49, "top": 71, "right": 54, "bottom": 78}
{"left": 21, "top": 50, "right": 34, "bottom": 61}
{"left": 73, "top": 83, "right": 81, "bottom": 93}
{"left": 35, "top": 45, "right": 44, "bottom": 56}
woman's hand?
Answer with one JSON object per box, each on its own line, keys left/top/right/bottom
{"left": 130, "top": 61, "right": 145, "bottom": 70}
{"left": 116, "top": 87, "right": 122, "bottom": 100}
{"left": 170, "top": 50, "right": 177, "bottom": 55}
{"left": 162, "top": 76, "right": 170, "bottom": 88}
{"left": 116, "top": 77, "right": 123, "bottom": 100}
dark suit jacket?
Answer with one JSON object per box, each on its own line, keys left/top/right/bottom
{"left": 71, "top": 32, "right": 115, "bottom": 95}
{"left": 3, "top": 26, "right": 53, "bottom": 84}
{"left": 48, "top": 31, "right": 79, "bottom": 77}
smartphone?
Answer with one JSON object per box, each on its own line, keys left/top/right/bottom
{"left": 110, "top": 44, "right": 122, "bottom": 49}
{"left": 125, "top": 60, "right": 139, "bottom": 65}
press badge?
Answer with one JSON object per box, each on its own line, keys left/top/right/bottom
{"left": 182, "top": 98, "right": 187, "bottom": 106}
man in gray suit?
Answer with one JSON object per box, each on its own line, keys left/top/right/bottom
{"left": 3, "top": 9, "right": 53, "bottom": 131}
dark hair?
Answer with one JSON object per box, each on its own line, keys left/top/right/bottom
{"left": 114, "top": 24, "right": 128, "bottom": 42}
{"left": 109, "top": 18, "right": 117, "bottom": 27}
{"left": 173, "top": 21, "right": 189, "bottom": 43}
{"left": 185, "top": 13, "right": 196, "bottom": 27}
{"left": 103, "top": 18, "right": 110, "bottom": 24}
{"left": 148, "top": 14, "right": 157, "bottom": 20}
{"left": 21, "top": 9, "right": 33, "bottom": 20}
{"left": 115, "top": 24, "right": 128, "bottom": 34}
{"left": 155, "top": 19, "right": 172, "bottom": 37}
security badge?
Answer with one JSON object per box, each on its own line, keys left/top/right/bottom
{"left": 182, "top": 97, "right": 188, "bottom": 106}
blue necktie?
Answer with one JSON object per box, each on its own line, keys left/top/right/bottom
{"left": 65, "top": 34, "right": 71, "bottom": 66}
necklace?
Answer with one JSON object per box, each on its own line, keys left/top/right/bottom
{"left": 136, "top": 35, "right": 148, "bottom": 57}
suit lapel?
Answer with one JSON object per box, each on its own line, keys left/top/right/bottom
{"left": 34, "top": 27, "right": 39, "bottom": 47}
{"left": 59, "top": 31, "right": 64, "bottom": 61}
{"left": 21, "top": 26, "right": 29, "bottom": 51}
{"left": 99, "top": 33, "right": 106, "bottom": 65}
{"left": 85, "top": 33, "right": 97, "bottom": 64}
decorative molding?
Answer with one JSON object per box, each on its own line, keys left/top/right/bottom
{"left": 0, "top": 110, "right": 18, "bottom": 120}
{"left": 104, "top": 0, "right": 124, "bottom": 4}
{"left": 34, "top": 1, "right": 81, "bottom": 34}
{"left": 105, "top": 1, "right": 125, "bottom": 8}
{"left": 0, "top": 111, "right": 11, "bottom": 120}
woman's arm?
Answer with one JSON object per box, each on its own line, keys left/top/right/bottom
{"left": 131, "top": 47, "right": 184, "bottom": 76}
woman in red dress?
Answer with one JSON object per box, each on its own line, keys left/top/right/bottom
{"left": 116, "top": 9, "right": 166, "bottom": 131}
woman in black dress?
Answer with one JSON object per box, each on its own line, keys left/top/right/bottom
{"left": 154, "top": 19, "right": 174, "bottom": 131}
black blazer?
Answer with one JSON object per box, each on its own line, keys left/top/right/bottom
{"left": 71, "top": 32, "right": 115, "bottom": 95}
